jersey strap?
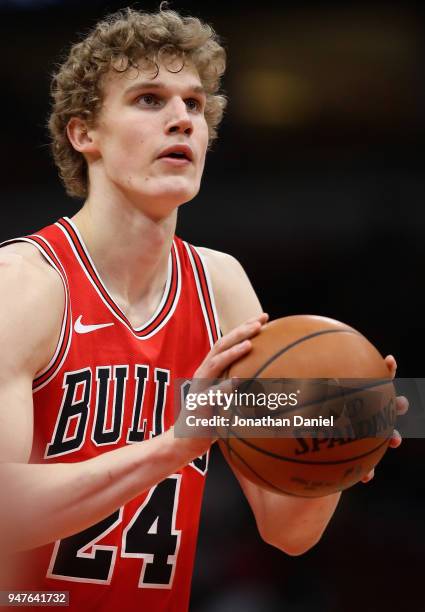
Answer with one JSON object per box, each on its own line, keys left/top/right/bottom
{"left": 183, "top": 242, "right": 221, "bottom": 347}
{"left": 0, "top": 233, "right": 72, "bottom": 392}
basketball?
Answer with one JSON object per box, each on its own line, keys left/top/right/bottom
{"left": 218, "top": 315, "right": 396, "bottom": 497}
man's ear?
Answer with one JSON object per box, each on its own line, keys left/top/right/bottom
{"left": 67, "top": 117, "right": 98, "bottom": 155}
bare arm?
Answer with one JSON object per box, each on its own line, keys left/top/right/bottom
{"left": 0, "top": 245, "right": 260, "bottom": 552}
{"left": 200, "top": 246, "right": 341, "bottom": 555}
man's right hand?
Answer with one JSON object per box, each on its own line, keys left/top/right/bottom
{"left": 174, "top": 313, "right": 269, "bottom": 457}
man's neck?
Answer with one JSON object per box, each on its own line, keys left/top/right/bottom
{"left": 71, "top": 197, "right": 177, "bottom": 328}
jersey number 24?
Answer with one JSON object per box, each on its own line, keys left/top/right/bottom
{"left": 47, "top": 475, "right": 181, "bottom": 589}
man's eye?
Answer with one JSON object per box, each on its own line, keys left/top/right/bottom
{"left": 137, "top": 94, "right": 160, "bottom": 107}
{"left": 185, "top": 98, "right": 201, "bottom": 112}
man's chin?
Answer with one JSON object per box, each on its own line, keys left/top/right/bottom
{"left": 133, "top": 189, "right": 198, "bottom": 221}
{"left": 151, "top": 182, "right": 199, "bottom": 208}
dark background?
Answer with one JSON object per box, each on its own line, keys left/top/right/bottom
{"left": 0, "top": 1, "right": 424, "bottom": 610}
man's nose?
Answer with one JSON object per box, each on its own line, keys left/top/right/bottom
{"left": 165, "top": 98, "right": 193, "bottom": 136}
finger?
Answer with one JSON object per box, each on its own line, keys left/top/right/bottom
{"left": 361, "top": 468, "right": 375, "bottom": 483}
{"left": 201, "top": 339, "right": 253, "bottom": 379}
{"left": 389, "top": 429, "right": 402, "bottom": 448}
{"left": 192, "top": 338, "right": 252, "bottom": 386}
{"left": 211, "top": 318, "right": 264, "bottom": 355}
{"left": 385, "top": 355, "right": 397, "bottom": 379}
{"left": 212, "top": 376, "right": 238, "bottom": 396}
{"left": 244, "top": 312, "right": 269, "bottom": 326}
{"left": 395, "top": 395, "right": 409, "bottom": 416}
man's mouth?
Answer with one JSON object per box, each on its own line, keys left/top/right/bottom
{"left": 157, "top": 145, "right": 193, "bottom": 163}
{"left": 162, "top": 152, "right": 189, "bottom": 160}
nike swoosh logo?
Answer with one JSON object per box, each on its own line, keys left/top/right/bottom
{"left": 74, "top": 315, "right": 115, "bottom": 334}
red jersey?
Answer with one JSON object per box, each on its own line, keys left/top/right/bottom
{"left": 2, "top": 217, "right": 220, "bottom": 611}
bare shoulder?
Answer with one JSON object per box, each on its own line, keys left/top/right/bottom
{"left": 197, "top": 246, "right": 262, "bottom": 333}
{"left": 0, "top": 241, "right": 64, "bottom": 300}
{"left": 196, "top": 247, "right": 248, "bottom": 299}
{"left": 0, "top": 242, "right": 65, "bottom": 376}
{"left": 197, "top": 246, "right": 243, "bottom": 278}
{"left": 1, "top": 241, "right": 53, "bottom": 270}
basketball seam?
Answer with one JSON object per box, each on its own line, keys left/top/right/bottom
{"left": 226, "top": 433, "right": 391, "bottom": 465}
{"left": 230, "top": 378, "right": 393, "bottom": 419}
{"left": 247, "top": 328, "right": 361, "bottom": 381}
{"left": 224, "top": 439, "right": 386, "bottom": 498}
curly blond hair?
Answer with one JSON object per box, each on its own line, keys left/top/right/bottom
{"left": 48, "top": 6, "right": 227, "bottom": 198}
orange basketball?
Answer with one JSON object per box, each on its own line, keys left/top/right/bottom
{"left": 218, "top": 315, "right": 396, "bottom": 497}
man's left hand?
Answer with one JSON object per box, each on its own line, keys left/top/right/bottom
{"left": 361, "top": 354, "right": 408, "bottom": 483}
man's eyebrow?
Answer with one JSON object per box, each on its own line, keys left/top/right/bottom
{"left": 124, "top": 81, "right": 206, "bottom": 95}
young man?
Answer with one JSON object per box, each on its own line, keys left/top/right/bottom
{"left": 0, "top": 7, "right": 406, "bottom": 611}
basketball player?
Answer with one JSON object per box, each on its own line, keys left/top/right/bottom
{"left": 0, "top": 7, "right": 407, "bottom": 611}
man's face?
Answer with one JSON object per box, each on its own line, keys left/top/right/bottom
{"left": 89, "top": 57, "right": 209, "bottom": 217}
